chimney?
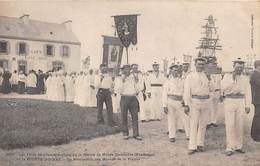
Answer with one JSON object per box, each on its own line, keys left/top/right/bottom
{"left": 62, "top": 20, "right": 72, "bottom": 31}
{"left": 20, "top": 14, "right": 30, "bottom": 24}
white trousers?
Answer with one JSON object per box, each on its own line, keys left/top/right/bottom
{"left": 208, "top": 92, "right": 220, "bottom": 124}
{"left": 138, "top": 93, "right": 147, "bottom": 121}
{"left": 224, "top": 98, "right": 245, "bottom": 151}
{"left": 167, "top": 99, "right": 190, "bottom": 139}
{"left": 150, "top": 87, "right": 163, "bottom": 120}
{"left": 189, "top": 98, "right": 210, "bottom": 150}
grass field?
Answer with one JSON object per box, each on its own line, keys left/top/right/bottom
{"left": 0, "top": 98, "right": 121, "bottom": 150}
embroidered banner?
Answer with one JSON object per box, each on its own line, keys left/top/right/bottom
{"left": 113, "top": 15, "right": 138, "bottom": 48}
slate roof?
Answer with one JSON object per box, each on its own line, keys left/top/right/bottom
{"left": 0, "top": 16, "right": 80, "bottom": 45}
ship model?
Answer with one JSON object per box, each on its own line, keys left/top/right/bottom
{"left": 196, "top": 15, "right": 222, "bottom": 74}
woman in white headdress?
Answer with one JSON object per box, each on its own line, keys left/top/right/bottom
{"left": 88, "top": 69, "right": 97, "bottom": 107}
{"left": 65, "top": 72, "right": 75, "bottom": 102}
{"left": 74, "top": 71, "right": 83, "bottom": 105}
{"left": 55, "top": 70, "right": 65, "bottom": 102}
{"left": 45, "top": 72, "right": 53, "bottom": 100}
{"left": 78, "top": 71, "right": 90, "bottom": 107}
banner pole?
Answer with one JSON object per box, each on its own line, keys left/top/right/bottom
{"left": 126, "top": 47, "right": 129, "bottom": 64}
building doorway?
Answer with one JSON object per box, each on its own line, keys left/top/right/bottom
{"left": 52, "top": 61, "right": 64, "bottom": 71}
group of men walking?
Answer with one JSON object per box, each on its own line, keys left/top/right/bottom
{"left": 95, "top": 56, "right": 260, "bottom": 156}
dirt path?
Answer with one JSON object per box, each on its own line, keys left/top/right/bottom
{"left": 0, "top": 106, "right": 259, "bottom": 166}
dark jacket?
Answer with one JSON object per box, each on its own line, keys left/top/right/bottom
{"left": 250, "top": 71, "right": 260, "bottom": 105}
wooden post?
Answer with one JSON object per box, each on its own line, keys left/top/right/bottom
{"left": 126, "top": 47, "right": 129, "bottom": 64}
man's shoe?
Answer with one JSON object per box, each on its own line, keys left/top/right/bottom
{"left": 133, "top": 136, "right": 143, "bottom": 141}
{"left": 226, "top": 151, "right": 234, "bottom": 156}
{"left": 188, "top": 150, "right": 196, "bottom": 155}
{"left": 123, "top": 135, "right": 129, "bottom": 140}
{"left": 186, "top": 138, "right": 190, "bottom": 141}
{"left": 197, "top": 146, "right": 204, "bottom": 152}
{"left": 235, "top": 149, "right": 245, "bottom": 153}
{"left": 206, "top": 124, "right": 212, "bottom": 129}
{"left": 177, "top": 129, "right": 185, "bottom": 133}
{"left": 169, "top": 138, "right": 175, "bottom": 142}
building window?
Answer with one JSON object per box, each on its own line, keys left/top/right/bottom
{"left": 16, "top": 42, "right": 28, "bottom": 56}
{"left": 61, "top": 45, "right": 70, "bottom": 57}
{"left": 0, "top": 59, "right": 9, "bottom": 71}
{"left": 0, "top": 41, "right": 9, "bottom": 54}
{"left": 44, "top": 44, "right": 55, "bottom": 56}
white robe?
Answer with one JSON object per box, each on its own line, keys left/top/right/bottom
{"left": 78, "top": 75, "right": 90, "bottom": 107}
{"left": 74, "top": 75, "right": 83, "bottom": 105}
{"left": 11, "top": 73, "right": 19, "bottom": 85}
{"left": 65, "top": 76, "right": 75, "bottom": 102}
{"left": 55, "top": 76, "right": 65, "bottom": 102}
{"left": 146, "top": 72, "right": 166, "bottom": 120}
{"left": 26, "top": 73, "right": 37, "bottom": 88}
{"left": 88, "top": 74, "right": 97, "bottom": 107}
{"left": 45, "top": 76, "right": 54, "bottom": 100}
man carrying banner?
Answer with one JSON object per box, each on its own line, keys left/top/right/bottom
{"left": 95, "top": 64, "right": 115, "bottom": 127}
{"left": 118, "top": 64, "right": 142, "bottom": 140}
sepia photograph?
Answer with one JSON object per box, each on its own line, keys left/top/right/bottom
{"left": 0, "top": 0, "right": 259, "bottom": 165}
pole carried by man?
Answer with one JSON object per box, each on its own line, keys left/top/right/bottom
{"left": 221, "top": 58, "right": 251, "bottom": 156}
{"left": 183, "top": 57, "right": 211, "bottom": 155}
{"left": 95, "top": 64, "right": 115, "bottom": 127}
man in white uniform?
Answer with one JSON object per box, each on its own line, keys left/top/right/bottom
{"left": 208, "top": 69, "right": 222, "bottom": 128}
{"left": 146, "top": 62, "right": 166, "bottom": 121}
{"left": 163, "top": 64, "right": 189, "bottom": 142}
{"left": 184, "top": 57, "right": 211, "bottom": 155}
{"left": 177, "top": 62, "right": 191, "bottom": 133}
{"left": 221, "top": 58, "right": 251, "bottom": 156}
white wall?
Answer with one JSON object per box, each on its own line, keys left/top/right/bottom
{"left": 0, "top": 38, "right": 81, "bottom": 73}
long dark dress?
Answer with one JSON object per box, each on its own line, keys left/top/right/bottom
{"left": 37, "top": 74, "right": 45, "bottom": 94}
{"left": 2, "top": 72, "right": 11, "bottom": 94}
{"left": 250, "top": 70, "right": 260, "bottom": 142}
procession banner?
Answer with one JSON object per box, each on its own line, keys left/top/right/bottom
{"left": 113, "top": 15, "right": 138, "bottom": 48}
{"left": 102, "top": 35, "right": 123, "bottom": 74}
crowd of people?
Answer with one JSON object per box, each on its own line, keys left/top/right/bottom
{"left": 0, "top": 57, "right": 259, "bottom": 156}
{"left": 0, "top": 69, "right": 45, "bottom": 95}
{"left": 89, "top": 57, "right": 260, "bottom": 156}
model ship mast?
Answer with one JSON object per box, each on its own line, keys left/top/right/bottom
{"left": 197, "top": 15, "right": 222, "bottom": 73}
{"left": 197, "top": 15, "right": 222, "bottom": 62}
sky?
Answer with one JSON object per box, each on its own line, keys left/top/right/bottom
{"left": 0, "top": 0, "right": 259, "bottom": 71}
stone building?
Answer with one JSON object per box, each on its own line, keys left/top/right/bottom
{"left": 0, "top": 14, "right": 81, "bottom": 74}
